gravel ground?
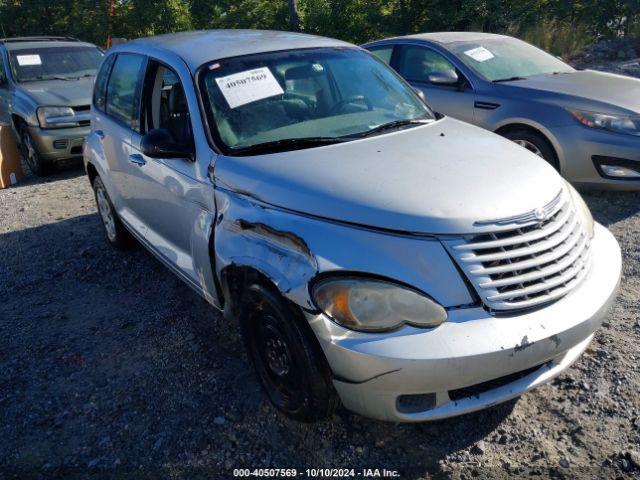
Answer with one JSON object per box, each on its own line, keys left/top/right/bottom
{"left": 2, "top": 39, "right": 640, "bottom": 480}
{"left": 1, "top": 161, "right": 639, "bottom": 478}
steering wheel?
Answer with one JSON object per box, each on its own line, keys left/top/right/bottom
{"left": 328, "top": 95, "right": 373, "bottom": 115}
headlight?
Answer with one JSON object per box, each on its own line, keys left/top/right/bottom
{"left": 568, "top": 109, "right": 640, "bottom": 137}
{"left": 566, "top": 181, "right": 594, "bottom": 239}
{"left": 312, "top": 277, "right": 447, "bottom": 332}
{"left": 37, "top": 106, "right": 76, "bottom": 129}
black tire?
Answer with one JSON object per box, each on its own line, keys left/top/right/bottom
{"left": 501, "top": 129, "right": 559, "bottom": 171}
{"left": 238, "top": 283, "right": 339, "bottom": 422}
{"left": 92, "top": 176, "right": 131, "bottom": 249}
{"left": 20, "top": 126, "right": 53, "bottom": 176}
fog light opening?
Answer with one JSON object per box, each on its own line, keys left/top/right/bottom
{"left": 601, "top": 164, "right": 640, "bottom": 179}
{"left": 53, "top": 139, "right": 69, "bottom": 150}
{"left": 396, "top": 393, "right": 437, "bottom": 414}
{"left": 592, "top": 155, "right": 640, "bottom": 180}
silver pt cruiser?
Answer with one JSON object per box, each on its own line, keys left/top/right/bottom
{"left": 84, "top": 30, "right": 621, "bottom": 422}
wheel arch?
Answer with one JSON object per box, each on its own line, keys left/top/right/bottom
{"left": 86, "top": 161, "right": 99, "bottom": 185}
{"left": 218, "top": 262, "right": 299, "bottom": 320}
{"left": 10, "top": 114, "right": 26, "bottom": 139}
{"left": 493, "top": 121, "right": 564, "bottom": 173}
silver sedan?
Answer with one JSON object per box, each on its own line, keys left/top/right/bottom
{"left": 363, "top": 32, "right": 640, "bottom": 189}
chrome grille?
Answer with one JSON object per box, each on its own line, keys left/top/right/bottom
{"left": 445, "top": 192, "right": 592, "bottom": 311}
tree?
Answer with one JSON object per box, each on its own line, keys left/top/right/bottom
{"left": 288, "top": 0, "right": 300, "bottom": 31}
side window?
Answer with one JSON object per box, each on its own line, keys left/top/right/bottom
{"left": 398, "top": 46, "right": 457, "bottom": 83}
{"left": 368, "top": 45, "right": 394, "bottom": 65}
{"left": 93, "top": 54, "right": 115, "bottom": 112}
{"left": 105, "top": 53, "right": 145, "bottom": 130}
{"left": 142, "top": 61, "right": 192, "bottom": 146}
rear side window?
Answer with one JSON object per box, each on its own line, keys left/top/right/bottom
{"left": 105, "top": 53, "right": 146, "bottom": 130}
{"left": 368, "top": 45, "right": 394, "bottom": 65}
{"left": 93, "top": 54, "right": 115, "bottom": 112}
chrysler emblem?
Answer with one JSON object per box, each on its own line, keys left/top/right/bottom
{"left": 534, "top": 207, "right": 547, "bottom": 221}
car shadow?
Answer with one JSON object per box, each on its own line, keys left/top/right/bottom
{"left": 582, "top": 190, "right": 640, "bottom": 227}
{"left": 10, "top": 156, "right": 84, "bottom": 190}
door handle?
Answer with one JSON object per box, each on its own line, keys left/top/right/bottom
{"left": 128, "top": 153, "right": 146, "bottom": 166}
{"left": 95, "top": 130, "right": 105, "bottom": 140}
{"left": 474, "top": 101, "right": 500, "bottom": 110}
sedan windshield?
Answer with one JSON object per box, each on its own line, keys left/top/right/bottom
{"left": 200, "top": 47, "right": 433, "bottom": 154}
{"left": 445, "top": 37, "right": 574, "bottom": 82}
{"left": 9, "top": 46, "right": 103, "bottom": 82}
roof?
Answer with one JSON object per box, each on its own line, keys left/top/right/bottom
{"left": 113, "top": 30, "right": 354, "bottom": 70}
{"left": 2, "top": 37, "right": 95, "bottom": 51}
{"left": 372, "top": 31, "right": 509, "bottom": 45}
{"left": 0, "top": 36, "right": 78, "bottom": 43}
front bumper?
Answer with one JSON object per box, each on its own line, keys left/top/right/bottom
{"left": 549, "top": 124, "right": 640, "bottom": 190}
{"left": 307, "top": 223, "right": 621, "bottom": 422}
{"left": 28, "top": 125, "right": 90, "bottom": 162}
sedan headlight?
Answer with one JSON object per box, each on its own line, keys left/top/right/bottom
{"left": 568, "top": 109, "right": 640, "bottom": 137}
{"left": 312, "top": 277, "right": 447, "bottom": 332}
{"left": 566, "top": 181, "right": 594, "bottom": 239}
{"left": 37, "top": 106, "right": 76, "bottom": 129}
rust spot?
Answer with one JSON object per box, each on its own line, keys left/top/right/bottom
{"left": 514, "top": 335, "right": 533, "bottom": 353}
{"left": 549, "top": 334, "right": 561, "bottom": 348}
{"left": 236, "top": 219, "right": 313, "bottom": 258}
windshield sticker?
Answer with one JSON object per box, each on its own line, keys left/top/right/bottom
{"left": 16, "top": 54, "right": 42, "bottom": 66}
{"left": 215, "top": 67, "right": 284, "bottom": 109}
{"left": 463, "top": 47, "right": 495, "bottom": 62}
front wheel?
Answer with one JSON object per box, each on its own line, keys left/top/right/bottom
{"left": 502, "top": 129, "right": 559, "bottom": 171}
{"left": 238, "top": 283, "right": 338, "bottom": 422}
{"left": 20, "top": 127, "right": 52, "bottom": 176}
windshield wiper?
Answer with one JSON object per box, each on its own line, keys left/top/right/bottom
{"left": 492, "top": 76, "right": 527, "bottom": 83}
{"left": 351, "top": 118, "right": 432, "bottom": 138}
{"left": 231, "top": 137, "right": 349, "bottom": 155}
{"left": 24, "top": 75, "right": 78, "bottom": 82}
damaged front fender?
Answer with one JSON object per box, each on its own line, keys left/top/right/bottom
{"left": 215, "top": 190, "right": 319, "bottom": 309}
{"left": 214, "top": 188, "right": 474, "bottom": 310}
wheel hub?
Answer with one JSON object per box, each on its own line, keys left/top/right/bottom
{"left": 262, "top": 323, "right": 291, "bottom": 377}
{"left": 513, "top": 139, "right": 544, "bottom": 158}
{"left": 96, "top": 187, "right": 117, "bottom": 241}
{"left": 22, "top": 133, "right": 38, "bottom": 170}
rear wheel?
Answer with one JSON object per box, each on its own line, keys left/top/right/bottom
{"left": 20, "top": 126, "right": 53, "bottom": 176}
{"left": 93, "top": 176, "right": 131, "bottom": 249}
{"left": 238, "top": 283, "right": 338, "bottom": 422}
{"left": 501, "top": 129, "right": 559, "bottom": 171}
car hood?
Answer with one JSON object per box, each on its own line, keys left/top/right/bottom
{"left": 501, "top": 70, "right": 640, "bottom": 113}
{"left": 17, "top": 77, "right": 94, "bottom": 106}
{"left": 215, "top": 118, "right": 564, "bottom": 235}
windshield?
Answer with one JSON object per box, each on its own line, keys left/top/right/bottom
{"left": 199, "top": 47, "right": 433, "bottom": 154}
{"left": 446, "top": 37, "right": 574, "bottom": 82}
{"left": 9, "top": 46, "right": 103, "bottom": 82}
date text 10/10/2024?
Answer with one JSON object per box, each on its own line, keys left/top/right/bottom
{"left": 233, "top": 468, "right": 401, "bottom": 478}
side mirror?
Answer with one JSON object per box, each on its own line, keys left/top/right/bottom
{"left": 140, "top": 128, "right": 194, "bottom": 160}
{"left": 428, "top": 70, "right": 459, "bottom": 86}
{"left": 413, "top": 87, "right": 426, "bottom": 103}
